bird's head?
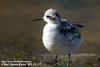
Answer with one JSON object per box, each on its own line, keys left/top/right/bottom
{"left": 43, "top": 8, "right": 61, "bottom": 24}
{"left": 32, "top": 8, "right": 61, "bottom": 24}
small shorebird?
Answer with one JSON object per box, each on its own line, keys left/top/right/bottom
{"left": 32, "top": 8, "right": 84, "bottom": 67}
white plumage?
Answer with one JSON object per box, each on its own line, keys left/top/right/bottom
{"left": 42, "top": 8, "right": 83, "bottom": 54}
{"left": 32, "top": 8, "right": 84, "bottom": 67}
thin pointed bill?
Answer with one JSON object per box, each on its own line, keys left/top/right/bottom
{"left": 32, "top": 18, "right": 43, "bottom": 21}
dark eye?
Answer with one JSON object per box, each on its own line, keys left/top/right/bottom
{"left": 46, "top": 16, "right": 51, "bottom": 18}
{"left": 46, "top": 15, "right": 56, "bottom": 20}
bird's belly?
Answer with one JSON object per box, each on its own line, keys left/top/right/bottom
{"left": 42, "top": 30, "right": 65, "bottom": 54}
{"left": 43, "top": 34, "right": 79, "bottom": 54}
{"left": 42, "top": 38, "right": 67, "bottom": 54}
{"left": 42, "top": 24, "right": 81, "bottom": 54}
{"left": 42, "top": 33, "right": 80, "bottom": 54}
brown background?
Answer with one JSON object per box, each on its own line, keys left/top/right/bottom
{"left": 0, "top": 0, "right": 100, "bottom": 55}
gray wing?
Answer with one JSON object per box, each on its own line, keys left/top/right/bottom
{"left": 72, "top": 23, "right": 84, "bottom": 28}
{"left": 59, "top": 19, "right": 81, "bottom": 39}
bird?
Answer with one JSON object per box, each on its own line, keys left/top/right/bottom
{"left": 32, "top": 8, "right": 84, "bottom": 67}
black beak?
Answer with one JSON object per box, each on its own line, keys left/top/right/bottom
{"left": 32, "top": 18, "right": 43, "bottom": 21}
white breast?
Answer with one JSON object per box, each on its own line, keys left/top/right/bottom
{"left": 42, "top": 24, "right": 81, "bottom": 54}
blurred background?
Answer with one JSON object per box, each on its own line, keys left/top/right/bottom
{"left": 0, "top": 0, "right": 100, "bottom": 60}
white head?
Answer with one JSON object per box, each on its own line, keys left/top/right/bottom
{"left": 43, "top": 8, "right": 61, "bottom": 24}
{"left": 32, "top": 8, "right": 61, "bottom": 24}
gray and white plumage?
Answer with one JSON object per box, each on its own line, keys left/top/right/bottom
{"left": 42, "top": 8, "right": 83, "bottom": 54}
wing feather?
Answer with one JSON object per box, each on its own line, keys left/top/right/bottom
{"left": 59, "top": 19, "right": 81, "bottom": 39}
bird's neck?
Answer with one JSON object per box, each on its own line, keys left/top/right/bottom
{"left": 47, "top": 21, "right": 61, "bottom": 26}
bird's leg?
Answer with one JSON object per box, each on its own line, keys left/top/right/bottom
{"left": 54, "top": 54, "right": 58, "bottom": 63}
{"left": 68, "top": 53, "right": 71, "bottom": 67}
